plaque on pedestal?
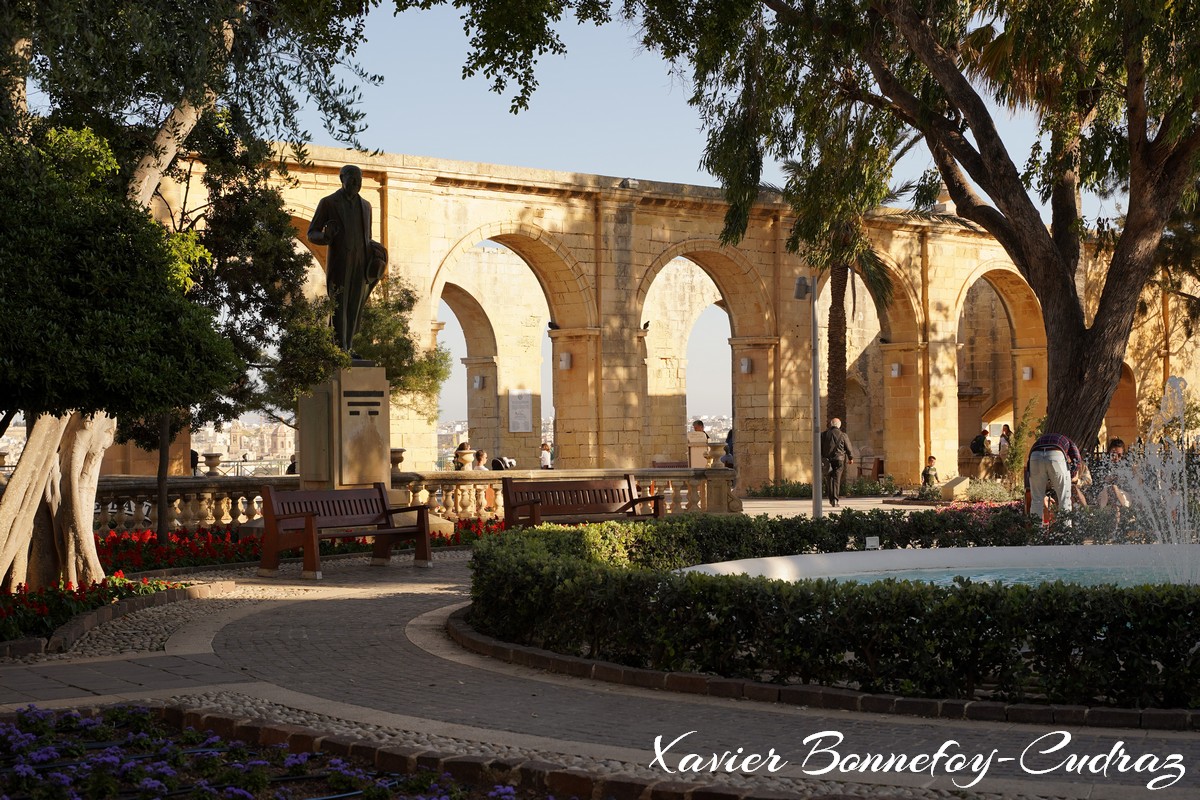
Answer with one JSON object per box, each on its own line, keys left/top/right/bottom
{"left": 298, "top": 366, "right": 390, "bottom": 489}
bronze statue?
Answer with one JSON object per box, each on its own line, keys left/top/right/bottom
{"left": 308, "top": 165, "right": 388, "bottom": 353}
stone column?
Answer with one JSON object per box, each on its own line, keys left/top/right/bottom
{"left": 881, "top": 341, "right": 928, "bottom": 484}
{"left": 728, "top": 336, "right": 779, "bottom": 493}
{"left": 462, "top": 356, "right": 500, "bottom": 457}
{"left": 549, "top": 327, "right": 601, "bottom": 467}
{"left": 1011, "top": 346, "right": 1048, "bottom": 429}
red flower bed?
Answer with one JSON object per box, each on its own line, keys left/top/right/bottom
{"left": 0, "top": 571, "right": 178, "bottom": 642}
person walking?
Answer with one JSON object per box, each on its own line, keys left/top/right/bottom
{"left": 819, "top": 418, "right": 855, "bottom": 507}
{"left": 1024, "top": 432, "right": 1082, "bottom": 520}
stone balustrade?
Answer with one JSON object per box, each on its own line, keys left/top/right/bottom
{"left": 91, "top": 468, "right": 740, "bottom": 535}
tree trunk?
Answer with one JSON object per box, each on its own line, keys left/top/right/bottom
{"left": 47, "top": 414, "right": 112, "bottom": 589}
{"left": 0, "top": 415, "right": 69, "bottom": 589}
{"left": 827, "top": 263, "right": 849, "bottom": 425}
{"left": 156, "top": 412, "right": 171, "bottom": 538}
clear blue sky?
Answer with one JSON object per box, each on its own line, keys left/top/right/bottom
{"left": 305, "top": 5, "right": 1116, "bottom": 423}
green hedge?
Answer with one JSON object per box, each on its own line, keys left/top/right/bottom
{"left": 469, "top": 512, "right": 1200, "bottom": 709}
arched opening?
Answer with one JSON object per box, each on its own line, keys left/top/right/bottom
{"left": 956, "top": 279, "right": 1015, "bottom": 454}
{"left": 433, "top": 241, "right": 552, "bottom": 470}
{"left": 816, "top": 270, "right": 885, "bottom": 460}
{"left": 640, "top": 257, "right": 732, "bottom": 467}
{"left": 1104, "top": 363, "right": 1138, "bottom": 447}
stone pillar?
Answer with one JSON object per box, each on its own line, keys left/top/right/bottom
{"left": 549, "top": 327, "right": 601, "bottom": 467}
{"left": 462, "top": 356, "right": 500, "bottom": 458}
{"left": 1011, "top": 346, "right": 1048, "bottom": 429}
{"left": 298, "top": 365, "right": 390, "bottom": 489}
{"left": 881, "top": 342, "right": 928, "bottom": 484}
{"left": 729, "top": 336, "right": 778, "bottom": 493}
{"left": 922, "top": 339, "right": 961, "bottom": 479}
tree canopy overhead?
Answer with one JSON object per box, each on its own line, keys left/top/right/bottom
{"left": 402, "top": 0, "right": 1200, "bottom": 448}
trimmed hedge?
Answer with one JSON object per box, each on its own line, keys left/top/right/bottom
{"left": 469, "top": 511, "right": 1200, "bottom": 709}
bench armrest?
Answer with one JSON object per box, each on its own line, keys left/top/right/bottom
{"left": 385, "top": 504, "right": 431, "bottom": 514}
{"left": 618, "top": 494, "right": 664, "bottom": 516}
{"left": 508, "top": 499, "right": 542, "bottom": 510}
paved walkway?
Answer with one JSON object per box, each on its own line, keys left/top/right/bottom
{"left": 0, "top": 499, "right": 1194, "bottom": 800}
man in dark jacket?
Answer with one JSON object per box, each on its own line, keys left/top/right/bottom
{"left": 819, "top": 418, "right": 855, "bottom": 507}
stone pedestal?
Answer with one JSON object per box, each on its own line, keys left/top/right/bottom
{"left": 687, "top": 431, "right": 709, "bottom": 468}
{"left": 298, "top": 365, "right": 390, "bottom": 489}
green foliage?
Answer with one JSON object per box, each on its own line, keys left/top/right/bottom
{"left": 0, "top": 129, "right": 236, "bottom": 421}
{"left": 964, "top": 479, "right": 1019, "bottom": 503}
{"left": 470, "top": 514, "right": 1200, "bottom": 707}
{"left": 747, "top": 476, "right": 896, "bottom": 498}
{"left": 354, "top": 279, "right": 453, "bottom": 422}
{"left": 6, "top": 0, "right": 380, "bottom": 153}
{"left": 746, "top": 479, "right": 812, "bottom": 498}
{"left": 1003, "top": 397, "right": 1039, "bottom": 487}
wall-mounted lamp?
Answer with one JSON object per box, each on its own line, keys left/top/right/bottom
{"left": 558, "top": 352, "right": 572, "bottom": 371}
{"left": 472, "top": 375, "right": 485, "bottom": 390}
{"left": 889, "top": 363, "right": 901, "bottom": 378}
{"left": 1021, "top": 366, "right": 1033, "bottom": 381}
{"left": 793, "top": 276, "right": 812, "bottom": 300}
{"left": 739, "top": 357, "right": 753, "bottom": 374}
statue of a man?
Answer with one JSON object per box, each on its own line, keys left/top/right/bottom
{"left": 307, "top": 164, "right": 388, "bottom": 353}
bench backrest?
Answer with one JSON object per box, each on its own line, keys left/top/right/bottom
{"left": 502, "top": 475, "right": 641, "bottom": 515}
{"left": 262, "top": 482, "right": 390, "bottom": 531}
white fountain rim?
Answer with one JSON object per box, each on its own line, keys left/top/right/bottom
{"left": 681, "top": 543, "right": 1200, "bottom": 582}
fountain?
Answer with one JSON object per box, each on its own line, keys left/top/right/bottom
{"left": 687, "top": 377, "right": 1200, "bottom": 586}
{"left": 1110, "top": 375, "right": 1200, "bottom": 584}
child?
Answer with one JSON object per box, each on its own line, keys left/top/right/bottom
{"left": 921, "top": 455, "right": 939, "bottom": 487}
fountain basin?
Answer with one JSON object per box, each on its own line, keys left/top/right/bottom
{"left": 683, "top": 544, "right": 1200, "bottom": 586}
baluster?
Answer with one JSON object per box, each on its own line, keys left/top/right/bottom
{"left": 112, "top": 498, "right": 129, "bottom": 533}
{"left": 198, "top": 492, "right": 216, "bottom": 529}
{"left": 451, "top": 483, "right": 465, "bottom": 519}
{"left": 146, "top": 494, "right": 159, "bottom": 533}
{"left": 216, "top": 492, "right": 233, "bottom": 528}
{"left": 669, "top": 480, "right": 683, "bottom": 515}
{"left": 492, "top": 479, "right": 504, "bottom": 519}
{"left": 685, "top": 479, "right": 700, "bottom": 512}
{"left": 132, "top": 494, "right": 148, "bottom": 531}
{"left": 473, "top": 484, "right": 487, "bottom": 517}
{"left": 166, "top": 496, "right": 182, "bottom": 530}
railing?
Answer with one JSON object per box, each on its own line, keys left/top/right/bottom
{"left": 91, "top": 468, "right": 740, "bottom": 535}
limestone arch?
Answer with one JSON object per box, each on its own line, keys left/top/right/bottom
{"left": 952, "top": 261, "right": 1045, "bottom": 349}
{"left": 431, "top": 222, "right": 595, "bottom": 330}
{"left": 813, "top": 252, "right": 923, "bottom": 345}
{"left": 440, "top": 283, "right": 499, "bottom": 359}
{"left": 636, "top": 239, "right": 773, "bottom": 338}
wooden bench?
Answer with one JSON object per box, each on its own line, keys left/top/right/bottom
{"left": 259, "top": 482, "right": 431, "bottom": 579}
{"left": 501, "top": 474, "right": 665, "bottom": 527}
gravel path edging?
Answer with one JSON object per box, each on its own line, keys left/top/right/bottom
{"left": 444, "top": 607, "right": 1197, "bottom": 733}
{"left": 142, "top": 703, "right": 860, "bottom": 800}
{"left": 0, "top": 581, "right": 237, "bottom": 659}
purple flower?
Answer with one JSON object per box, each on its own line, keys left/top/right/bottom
{"left": 222, "top": 788, "right": 255, "bottom": 800}
{"left": 13, "top": 763, "right": 35, "bottom": 778}
{"left": 138, "top": 777, "right": 168, "bottom": 794}
{"left": 28, "top": 746, "right": 59, "bottom": 763}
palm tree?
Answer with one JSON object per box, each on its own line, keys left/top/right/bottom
{"left": 776, "top": 108, "right": 936, "bottom": 431}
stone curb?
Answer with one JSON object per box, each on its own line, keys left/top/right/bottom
{"left": 0, "top": 581, "right": 238, "bottom": 658}
{"left": 444, "top": 608, "right": 1200, "bottom": 733}
{"left": 137, "top": 703, "right": 852, "bottom": 800}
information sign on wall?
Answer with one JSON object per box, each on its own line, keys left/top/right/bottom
{"left": 509, "top": 390, "right": 533, "bottom": 433}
